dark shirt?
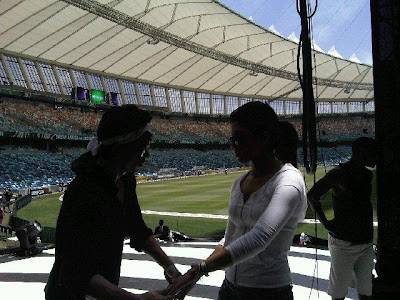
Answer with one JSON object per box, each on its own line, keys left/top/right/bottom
{"left": 154, "top": 225, "right": 170, "bottom": 240}
{"left": 45, "top": 152, "right": 152, "bottom": 299}
{"left": 331, "top": 163, "right": 373, "bottom": 244}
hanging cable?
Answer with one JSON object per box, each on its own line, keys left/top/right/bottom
{"left": 273, "top": 0, "right": 296, "bottom": 26}
{"left": 354, "top": 29, "right": 371, "bottom": 53}
{"left": 333, "top": 0, "right": 369, "bottom": 46}
{"left": 297, "top": 0, "right": 321, "bottom": 298}
{"left": 249, "top": 0, "right": 271, "bottom": 17}
{"left": 298, "top": 0, "right": 318, "bottom": 174}
{"left": 314, "top": 0, "right": 349, "bottom": 39}
{"left": 308, "top": 1, "right": 322, "bottom": 298}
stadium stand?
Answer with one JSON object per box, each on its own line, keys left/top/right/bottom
{"left": 0, "top": 146, "right": 81, "bottom": 190}
{"left": 0, "top": 102, "right": 99, "bottom": 138}
{"left": 0, "top": 143, "right": 353, "bottom": 190}
{"left": 0, "top": 99, "right": 374, "bottom": 190}
{"left": 1, "top": 100, "right": 374, "bottom": 144}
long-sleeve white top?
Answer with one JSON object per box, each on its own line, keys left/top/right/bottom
{"left": 221, "top": 164, "right": 307, "bottom": 288}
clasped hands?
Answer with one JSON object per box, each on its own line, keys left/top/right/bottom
{"left": 144, "top": 263, "right": 204, "bottom": 300}
{"left": 141, "top": 262, "right": 207, "bottom": 300}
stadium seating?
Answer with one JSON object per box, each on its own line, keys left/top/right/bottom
{"left": 0, "top": 101, "right": 373, "bottom": 190}
{"left": 1, "top": 144, "right": 354, "bottom": 190}
{"left": 0, "top": 102, "right": 99, "bottom": 138}
{"left": 1, "top": 101, "right": 374, "bottom": 144}
{"left": 0, "top": 146, "right": 82, "bottom": 190}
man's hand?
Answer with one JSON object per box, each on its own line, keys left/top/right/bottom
{"left": 139, "top": 289, "right": 173, "bottom": 300}
{"left": 164, "top": 264, "right": 182, "bottom": 284}
{"left": 165, "top": 266, "right": 202, "bottom": 298}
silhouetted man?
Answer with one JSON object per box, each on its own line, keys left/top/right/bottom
{"left": 154, "top": 220, "right": 170, "bottom": 241}
{"left": 308, "top": 137, "right": 377, "bottom": 300}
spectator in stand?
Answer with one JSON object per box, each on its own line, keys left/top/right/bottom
{"left": 45, "top": 105, "right": 178, "bottom": 300}
{"left": 0, "top": 207, "right": 3, "bottom": 225}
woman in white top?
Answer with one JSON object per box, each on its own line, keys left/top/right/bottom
{"left": 169, "top": 101, "right": 307, "bottom": 300}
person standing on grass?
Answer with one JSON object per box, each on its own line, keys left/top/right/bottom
{"left": 45, "top": 105, "right": 179, "bottom": 300}
{"left": 307, "top": 137, "right": 377, "bottom": 300}
{"left": 166, "top": 101, "right": 308, "bottom": 300}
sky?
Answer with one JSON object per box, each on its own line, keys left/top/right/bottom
{"left": 218, "top": 0, "right": 373, "bottom": 65}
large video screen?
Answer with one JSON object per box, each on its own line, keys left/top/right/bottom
{"left": 91, "top": 89, "right": 105, "bottom": 104}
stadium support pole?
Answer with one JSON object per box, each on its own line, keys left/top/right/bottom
{"left": 68, "top": 69, "right": 78, "bottom": 89}
{"left": 100, "top": 75, "right": 108, "bottom": 94}
{"left": 118, "top": 79, "right": 127, "bottom": 105}
{"left": 150, "top": 84, "right": 157, "bottom": 107}
{"left": 52, "top": 65, "right": 66, "bottom": 95}
{"left": 195, "top": 92, "right": 200, "bottom": 114}
{"left": 223, "top": 95, "right": 228, "bottom": 115}
{"left": 209, "top": 94, "right": 214, "bottom": 115}
{"left": 85, "top": 72, "right": 94, "bottom": 90}
{"left": 370, "top": 0, "right": 400, "bottom": 298}
{"left": 0, "top": 53, "right": 14, "bottom": 85}
{"left": 35, "top": 61, "right": 50, "bottom": 93}
{"left": 180, "top": 89, "right": 186, "bottom": 114}
{"left": 17, "top": 57, "right": 32, "bottom": 90}
{"left": 165, "top": 87, "right": 172, "bottom": 112}
{"left": 133, "top": 82, "right": 143, "bottom": 105}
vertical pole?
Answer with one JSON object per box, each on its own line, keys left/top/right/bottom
{"left": 195, "top": 92, "right": 200, "bottom": 114}
{"left": 283, "top": 100, "right": 287, "bottom": 115}
{"left": 165, "top": 87, "right": 172, "bottom": 112}
{"left": 118, "top": 79, "right": 127, "bottom": 105}
{"left": 370, "top": 0, "right": 400, "bottom": 298}
{"left": 223, "top": 95, "right": 228, "bottom": 115}
{"left": 17, "top": 58, "right": 32, "bottom": 90}
{"left": 209, "top": 94, "right": 214, "bottom": 115}
{"left": 52, "top": 65, "right": 66, "bottom": 95}
{"left": 150, "top": 84, "right": 157, "bottom": 107}
{"left": 0, "top": 53, "right": 14, "bottom": 85}
{"left": 134, "top": 82, "right": 142, "bottom": 105}
{"left": 35, "top": 61, "right": 49, "bottom": 92}
{"left": 180, "top": 89, "right": 186, "bottom": 113}
{"left": 100, "top": 75, "right": 108, "bottom": 93}
{"left": 68, "top": 69, "right": 77, "bottom": 88}
{"left": 85, "top": 72, "right": 93, "bottom": 89}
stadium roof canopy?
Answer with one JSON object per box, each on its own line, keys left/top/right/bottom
{"left": 0, "top": 0, "right": 374, "bottom": 101}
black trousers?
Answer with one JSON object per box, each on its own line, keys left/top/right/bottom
{"left": 218, "top": 279, "right": 294, "bottom": 300}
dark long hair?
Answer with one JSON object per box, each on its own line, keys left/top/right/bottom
{"left": 230, "top": 101, "right": 279, "bottom": 154}
{"left": 277, "top": 121, "right": 299, "bottom": 167}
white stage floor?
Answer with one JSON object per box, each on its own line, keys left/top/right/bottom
{"left": 0, "top": 242, "right": 359, "bottom": 299}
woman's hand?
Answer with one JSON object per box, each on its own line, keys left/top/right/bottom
{"left": 164, "top": 264, "right": 182, "bottom": 284}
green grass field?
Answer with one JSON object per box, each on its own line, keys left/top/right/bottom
{"left": 3, "top": 167, "right": 378, "bottom": 243}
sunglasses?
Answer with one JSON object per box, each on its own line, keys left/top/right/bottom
{"left": 229, "top": 131, "right": 254, "bottom": 146}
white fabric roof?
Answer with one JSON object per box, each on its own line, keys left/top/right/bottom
{"left": 0, "top": 0, "right": 374, "bottom": 101}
